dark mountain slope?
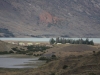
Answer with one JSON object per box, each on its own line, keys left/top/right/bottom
{"left": 0, "top": 0, "right": 100, "bottom": 37}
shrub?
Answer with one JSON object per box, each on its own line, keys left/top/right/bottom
{"left": 51, "top": 55, "right": 57, "bottom": 60}
{"left": 0, "top": 51, "right": 9, "bottom": 54}
{"left": 38, "top": 57, "right": 47, "bottom": 60}
{"left": 46, "top": 58, "right": 52, "bottom": 63}
{"left": 39, "top": 54, "right": 42, "bottom": 56}
{"left": 26, "top": 53, "right": 33, "bottom": 55}
{"left": 93, "top": 51, "right": 96, "bottom": 56}
{"left": 96, "top": 51, "right": 100, "bottom": 55}
{"left": 89, "top": 73, "right": 96, "bottom": 75}
{"left": 9, "top": 51, "right": 14, "bottom": 54}
{"left": 63, "top": 65, "right": 68, "bottom": 69}
{"left": 33, "top": 54, "right": 36, "bottom": 56}
{"left": 77, "top": 55, "right": 83, "bottom": 58}
{"left": 93, "top": 51, "right": 95, "bottom": 54}
{"left": 52, "top": 55, "right": 56, "bottom": 58}
{"left": 37, "top": 54, "right": 40, "bottom": 56}
{"left": 50, "top": 72, "right": 55, "bottom": 75}
{"left": 12, "top": 47, "right": 18, "bottom": 51}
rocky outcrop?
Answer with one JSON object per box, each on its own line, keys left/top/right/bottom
{"left": 39, "top": 11, "right": 60, "bottom": 24}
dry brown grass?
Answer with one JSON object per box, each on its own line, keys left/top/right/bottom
{"left": 44, "top": 44, "right": 99, "bottom": 57}
{"left": 0, "top": 44, "right": 100, "bottom": 75}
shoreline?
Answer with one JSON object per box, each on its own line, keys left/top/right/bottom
{"left": 0, "top": 54, "right": 45, "bottom": 69}
{"left": 0, "top": 54, "right": 38, "bottom": 58}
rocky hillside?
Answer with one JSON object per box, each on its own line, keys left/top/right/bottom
{"left": 0, "top": 0, "right": 100, "bottom": 37}
{"left": 0, "top": 40, "right": 24, "bottom": 52}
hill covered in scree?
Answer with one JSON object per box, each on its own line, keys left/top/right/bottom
{"left": 0, "top": 0, "right": 100, "bottom": 37}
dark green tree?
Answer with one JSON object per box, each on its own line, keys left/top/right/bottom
{"left": 79, "top": 38, "right": 83, "bottom": 44}
{"left": 56, "top": 37, "right": 60, "bottom": 43}
{"left": 66, "top": 39, "right": 71, "bottom": 43}
{"left": 59, "top": 38, "right": 62, "bottom": 43}
{"left": 49, "top": 38, "right": 55, "bottom": 44}
{"left": 62, "top": 38, "right": 66, "bottom": 44}
{"left": 90, "top": 40, "right": 94, "bottom": 45}
{"left": 74, "top": 40, "right": 79, "bottom": 44}
{"left": 85, "top": 38, "right": 89, "bottom": 44}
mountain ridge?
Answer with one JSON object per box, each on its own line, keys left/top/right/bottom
{"left": 0, "top": 0, "right": 100, "bottom": 37}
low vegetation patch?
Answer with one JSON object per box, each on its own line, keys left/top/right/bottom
{"left": 89, "top": 73, "right": 96, "bottom": 75}
{"left": 62, "top": 65, "right": 68, "bottom": 69}
{"left": 50, "top": 72, "right": 55, "bottom": 75}
{"left": 92, "top": 50, "right": 100, "bottom": 57}
{"left": 0, "top": 45, "right": 51, "bottom": 55}
{"left": 0, "top": 51, "right": 9, "bottom": 54}
{"left": 0, "top": 51, "right": 14, "bottom": 54}
{"left": 38, "top": 55, "right": 57, "bottom": 63}
{"left": 10, "top": 45, "right": 51, "bottom": 55}
{"left": 38, "top": 57, "right": 48, "bottom": 60}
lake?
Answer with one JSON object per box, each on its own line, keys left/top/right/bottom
{"left": 0, "top": 38, "right": 100, "bottom": 43}
{"left": 0, "top": 55, "right": 45, "bottom": 68}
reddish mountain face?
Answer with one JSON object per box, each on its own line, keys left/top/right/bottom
{"left": 39, "top": 11, "right": 60, "bottom": 24}
{"left": 0, "top": 0, "right": 100, "bottom": 37}
{"left": 40, "top": 12, "right": 53, "bottom": 24}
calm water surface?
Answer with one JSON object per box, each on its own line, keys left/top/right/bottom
{"left": 0, "top": 38, "right": 100, "bottom": 43}
{"left": 0, "top": 55, "right": 44, "bottom": 68}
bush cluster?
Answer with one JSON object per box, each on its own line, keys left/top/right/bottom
{"left": 10, "top": 45, "right": 51, "bottom": 55}
{"left": 89, "top": 73, "right": 96, "bottom": 75}
{"left": 38, "top": 55, "right": 57, "bottom": 63}
{"left": 0, "top": 50, "right": 14, "bottom": 54}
